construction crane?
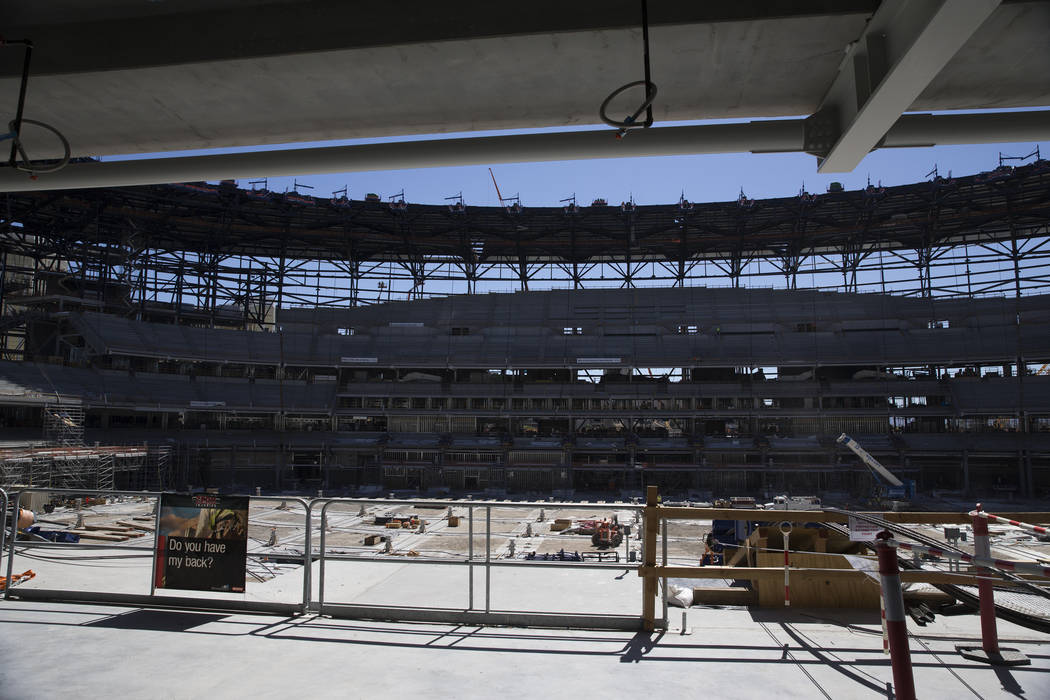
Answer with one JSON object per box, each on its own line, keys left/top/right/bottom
{"left": 837, "top": 433, "right": 916, "bottom": 501}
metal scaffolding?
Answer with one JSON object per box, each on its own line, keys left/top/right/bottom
{"left": 0, "top": 444, "right": 161, "bottom": 491}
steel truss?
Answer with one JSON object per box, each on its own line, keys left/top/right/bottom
{"left": 1, "top": 162, "right": 1049, "bottom": 340}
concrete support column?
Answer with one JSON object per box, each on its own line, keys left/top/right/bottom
{"left": 962, "top": 450, "right": 970, "bottom": 495}
{"left": 322, "top": 444, "right": 330, "bottom": 489}
{"left": 1025, "top": 451, "right": 1034, "bottom": 498}
{"left": 276, "top": 445, "right": 287, "bottom": 490}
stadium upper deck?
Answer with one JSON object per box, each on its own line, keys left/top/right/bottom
{"left": 54, "top": 288, "right": 1050, "bottom": 369}
{"left": 2, "top": 164, "right": 1050, "bottom": 497}
{"left": 1, "top": 285, "right": 1049, "bottom": 497}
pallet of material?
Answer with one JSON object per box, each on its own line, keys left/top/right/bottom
{"left": 550, "top": 519, "right": 572, "bottom": 532}
{"left": 80, "top": 524, "right": 146, "bottom": 537}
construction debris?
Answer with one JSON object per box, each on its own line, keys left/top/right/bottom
{"left": 0, "top": 570, "right": 35, "bottom": 591}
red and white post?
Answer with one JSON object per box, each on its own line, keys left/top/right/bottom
{"left": 880, "top": 593, "right": 889, "bottom": 655}
{"left": 780, "top": 521, "right": 792, "bottom": 607}
{"left": 973, "top": 504, "right": 999, "bottom": 656}
{"left": 956, "top": 504, "right": 1030, "bottom": 666}
{"left": 876, "top": 531, "right": 915, "bottom": 700}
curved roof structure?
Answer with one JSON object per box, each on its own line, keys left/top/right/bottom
{"left": 6, "top": 161, "right": 1049, "bottom": 262}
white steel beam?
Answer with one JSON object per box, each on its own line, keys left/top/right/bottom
{"left": 2, "top": 109, "right": 1048, "bottom": 192}
{"left": 813, "top": 0, "right": 1001, "bottom": 173}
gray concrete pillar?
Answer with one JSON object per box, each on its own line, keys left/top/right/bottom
{"left": 962, "top": 450, "right": 970, "bottom": 495}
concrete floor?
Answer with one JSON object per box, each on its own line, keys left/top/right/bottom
{"left": 1, "top": 600, "right": 1048, "bottom": 699}
{"left": 5, "top": 497, "right": 1050, "bottom": 698}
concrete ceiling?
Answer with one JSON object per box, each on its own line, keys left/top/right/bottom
{"left": 1, "top": 1, "right": 1048, "bottom": 167}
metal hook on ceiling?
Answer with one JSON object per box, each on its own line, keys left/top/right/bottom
{"left": 599, "top": 0, "right": 658, "bottom": 139}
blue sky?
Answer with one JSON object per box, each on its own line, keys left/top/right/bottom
{"left": 103, "top": 118, "right": 1048, "bottom": 207}
{"left": 279, "top": 140, "right": 1045, "bottom": 207}
{"left": 95, "top": 119, "right": 1049, "bottom": 302}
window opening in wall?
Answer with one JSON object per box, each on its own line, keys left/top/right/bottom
{"left": 574, "top": 417, "right": 630, "bottom": 437}
{"left": 337, "top": 327, "right": 356, "bottom": 335}
{"left": 292, "top": 453, "right": 322, "bottom": 481}
{"left": 576, "top": 369, "right": 603, "bottom": 383}
{"left": 634, "top": 417, "right": 685, "bottom": 437}
{"left": 1030, "top": 417, "right": 1050, "bottom": 432}
{"left": 677, "top": 325, "right": 698, "bottom": 334}
{"left": 563, "top": 327, "right": 583, "bottom": 335}
{"left": 927, "top": 319, "right": 949, "bottom": 329}
{"left": 947, "top": 416, "right": 1020, "bottom": 432}
{"left": 633, "top": 367, "right": 683, "bottom": 382}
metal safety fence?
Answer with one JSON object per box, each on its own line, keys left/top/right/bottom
{"left": 3, "top": 488, "right": 649, "bottom": 630}
{"left": 313, "top": 497, "right": 643, "bottom": 629}
{"left": 4, "top": 487, "right": 310, "bottom": 616}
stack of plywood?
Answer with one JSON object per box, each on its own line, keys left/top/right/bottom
{"left": 66, "top": 523, "right": 148, "bottom": 542}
